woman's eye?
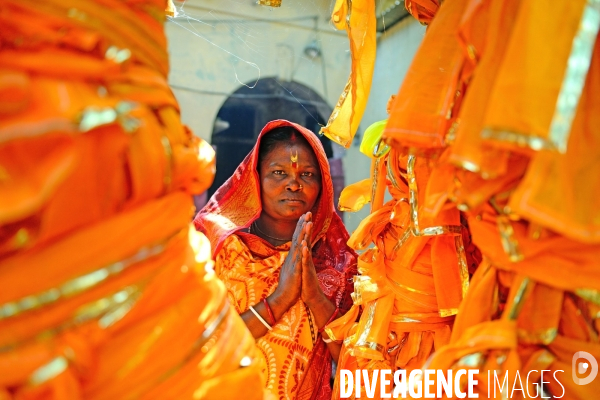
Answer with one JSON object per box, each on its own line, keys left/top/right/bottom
{"left": 273, "top": 170, "right": 285, "bottom": 175}
{"left": 302, "top": 172, "right": 314, "bottom": 177}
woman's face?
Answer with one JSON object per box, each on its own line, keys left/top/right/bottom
{"left": 259, "top": 140, "right": 322, "bottom": 222}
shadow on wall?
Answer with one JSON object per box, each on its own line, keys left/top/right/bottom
{"left": 201, "top": 77, "right": 345, "bottom": 220}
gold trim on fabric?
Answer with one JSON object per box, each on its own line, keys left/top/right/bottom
{"left": 517, "top": 328, "right": 557, "bottom": 345}
{"left": 386, "top": 152, "right": 403, "bottom": 191}
{"left": 456, "top": 352, "right": 483, "bottom": 368}
{"left": 390, "top": 228, "right": 411, "bottom": 260}
{"left": 439, "top": 308, "right": 458, "bottom": 317}
{"left": 420, "top": 225, "right": 462, "bottom": 236}
{"left": 481, "top": 129, "right": 555, "bottom": 151}
{"left": 79, "top": 102, "right": 139, "bottom": 133}
{"left": 322, "top": 80, "right": 352, "bottom": 146}
{"left": 352, "top": 276, "right": 380, "bottom": 305}
{"left": 391, "top": 312, "right": 452, "bottom": 320}
{"left": 344, "top": 332, "right": 358, "bottom": 348}
{"left": 105, "top": 46, "right": 131, "bottom": 64}
{"left": 453, "top": 157, "right": 480, "bottom": 173}
{"left": 0, "top": 286, "right": 145, "bottom": 352}
{"left": 199, "top": 300, "right": 230, "bottom": 344}
{"left": 98, "top": 290, "right": 141, "bottom": 329}
{"left": 576, "top": 288, "right": 600, "bottom": 306}
{"left": 489, "top": 195, "right": 520, "bottom": 221}
{"left": 129, "top": 299, "right": 231, "bottom": 382}
{"left": 549, "top": 1, "right": 600, "bottom": 153}
{"left": 324, "top": 327, "right": 344, "bottom": 343}
{"left": 29, "top": 356, "right": 68, "bottom": 385}
{"left": 445, "top": 120, "right": 459, "bottom": 145}
{"left": 406, "top": 155, "right": 420, "bottom": 235}
{"left": 507, "top": 277, "right": 532, "bottom": 320}
{"left": 390, "top": 279, "right": 434, "bottom": 296}
{"left": 405, "top": 156, "right": 461, "bottom": 239}
{"left": 392, "top": 316, "right": 421, "bottom": 323}
{"left": 161, "top": 135, "right": 173, "bottom": 191}
{"left": 73, "top": 285, "right": 141, "bottom": 328}
{"left": 355, "top": 302, "right": 376, "bottom": 347}
{"left": 497, "top": 215, "right": 524, "bottom": 262}
{"left": 455, "top": 235, "right": 470, "bottom": 298}
{"left": 257, "top": 0, "right": 282, "bottom": 6}
{"left": 373, "top": 141, "right": 391, "bottom": 158}
{"left": 371, "top": 157, "right": 382, "bottom": 211}
{"left": 356, "top": 341, "right": 385, "bottom": 353}
{"left": 0, "top": 230, "right": 180, "bottom": 320}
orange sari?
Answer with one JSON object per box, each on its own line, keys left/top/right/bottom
{"left": 0, "top": 0, "right": 261, "bottom": 398}
{"left": 195, "top": 120, "right": 358, "bottom": 400}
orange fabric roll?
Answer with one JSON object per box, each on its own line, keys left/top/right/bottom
{"left": 0, "top": 0, "right": 262, "bottom": 398}
{"left": 330, "top": 149, "right": 477, "bottom": 399}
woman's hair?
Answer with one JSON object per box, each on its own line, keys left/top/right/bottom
{"left": 257, "top": 126, "right": 312, "bottom": 166}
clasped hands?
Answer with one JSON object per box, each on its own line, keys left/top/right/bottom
{"left": 271, "top": 212, "right": 327, "bottom": 311}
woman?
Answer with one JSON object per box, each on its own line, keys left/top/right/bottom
{"left": 195, "top": 120, "right": 358, "bottom": 399}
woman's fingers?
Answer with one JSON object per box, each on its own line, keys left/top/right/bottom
{"left": 292, "top": 215, "right": 305, "bottom": 242}
{"left": 292, "top": 212, "right": 313, "bottom": 255}
{"left": 301, "top": 240, "right": 310, "bottom": 266}
{"left": 305, "top": 222, "right": 313, "bottom": 244}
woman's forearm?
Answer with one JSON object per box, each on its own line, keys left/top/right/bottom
{"left": 241, "top": 292, "right": 293, "bottom": 339}
{"left": 305, "top": 292, "right": 336, "bottom": 330}
{"left": 305, "top": 293, "right": 344, "bottom": 361}
{"left": 323, "top": 333, "right": 342, "bottom": 362}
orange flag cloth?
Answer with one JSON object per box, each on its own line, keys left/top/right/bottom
{"left": 321, "top": 0, "right": 377, "bottom": 148}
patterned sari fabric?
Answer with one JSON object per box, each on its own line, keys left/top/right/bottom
{"left": 380, "top": 0, "right": 600, "bottom": 398}
{"left": 0, "top": 1, "right": 263, "bottom": 399}
{"left": 194, "top": 120, "right": 358, "bottom": 400}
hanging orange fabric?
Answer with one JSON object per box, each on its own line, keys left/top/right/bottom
{"left": 384, "top": 0, "right": 469, "bottom": 152}
{"left": 321, "top": 0, "right": 377, "bottom": 148}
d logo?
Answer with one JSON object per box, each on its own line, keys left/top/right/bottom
{"left": 572, "top": 351, "right": 598, "bottom": 385}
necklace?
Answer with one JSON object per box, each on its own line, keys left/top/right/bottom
{"left": 251, "top": 222, "right": 292, "bottom": 242}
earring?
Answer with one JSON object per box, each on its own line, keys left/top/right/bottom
{"left": 299, "top": 185, "right": 303, "bottom": 190}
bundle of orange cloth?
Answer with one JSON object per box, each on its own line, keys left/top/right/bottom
{"left": 325, "top": 0, "right": 600, "bottom": 398}
{"left": 0, "top": 0, "right": 262, "bottom": 398}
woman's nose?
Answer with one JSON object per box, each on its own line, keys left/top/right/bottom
{"left": 286, "top": 175, "right": 302, "bottom": 191}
